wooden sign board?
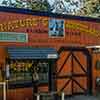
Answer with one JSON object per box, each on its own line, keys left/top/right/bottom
{"left": 0, "top": 32, "right": 28, "bottom": 42}
{"left": 0, "top": 9, "right": 100, "bottom": 47}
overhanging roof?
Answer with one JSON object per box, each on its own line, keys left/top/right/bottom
{"left": 0, "top": 6, "right": 99, "bottom": 23}
{"left": 7, "top": 47, "right": 58, "bottom": 59}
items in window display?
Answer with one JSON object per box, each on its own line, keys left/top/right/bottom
{"left": 0, "top": 66, "right": 4, "bottom": 81}
{"left": 10, "top": 60, "right": 32, "bottom": 72}
{"left": 6, "top": 60, "right": 49, "bottom": 83}
{"left": 6, "top": 60, "right": 32, "bottom": 82}
{"left": 96, "top": 77, "right": 100, "bottom": 86}
{"left": 29, "top": 61, "right": 39, "bottom": 81}
{"left": 37, "top": 62, "right": 49, "bottom": 82}
{"left": 96, "top": 60, "right": 100, "bottom": 70}
{"left": 92, "top": 48, "right": 100, "bottom": 53}
{"left": 5, "top": 63, "right": 10, "bottom": 80}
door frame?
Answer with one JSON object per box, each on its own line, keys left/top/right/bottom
{"left": 56, "top": 46, "right": 92, "bottom": 95}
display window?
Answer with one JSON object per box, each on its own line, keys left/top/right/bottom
{"left": 96, "top": 60, "right": 100, "bottom": 70}
{"left": 5, "top": 60, "right": 49, "bottom": 88}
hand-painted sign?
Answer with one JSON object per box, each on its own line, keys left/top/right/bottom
{"left": 0, "top": 11, "right": 99, "bottom": 46}
{"left": 0, "top": 32, "right": 28, "bottom": 42}
{"left": 49, "top": 19, "right": 65, "bottom": 37}
{"left": 0, "top": 17, "right": 48, "bottom": 32}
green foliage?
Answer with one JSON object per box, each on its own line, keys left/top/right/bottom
{"left": 1, "top": 0, "right": 100, "bottom": 18}
{"left": 30, "top": 1, "right": 50, "bottom": 11}
{"left": 79, "top": 0, "right": 100, "bottom": 17}
{"left": 1, "top": 0, "right": 50, "bottom": 11}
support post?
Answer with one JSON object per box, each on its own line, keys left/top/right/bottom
{"left": 0, "top": 82, "right": 6, "bottom": 100}
{"left": 61, "top": 92, "right": 64, "bottom": 100}
{"left": 49, "top": 60, "right": 57, "bottom": 100}
{"left": 37, "top": 94, "right": 40, "bottom": 100}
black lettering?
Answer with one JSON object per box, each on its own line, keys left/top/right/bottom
{"left": 26, "top": 28, "right": 48, "bottom": 33}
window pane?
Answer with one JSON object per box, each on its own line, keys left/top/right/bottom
{"left": 6, "top": 60, "right": 49, "bottom": 88}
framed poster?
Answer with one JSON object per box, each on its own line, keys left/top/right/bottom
{"left": 49, "top": 19, "right": 65, "bottom": 37}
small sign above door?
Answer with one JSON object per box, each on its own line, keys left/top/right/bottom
{"left": 47, "top": 54, "right": 58, "bottom": 59}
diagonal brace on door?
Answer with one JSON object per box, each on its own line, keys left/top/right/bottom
{"left": 57, "top": 52, "right": 72, "bottom": 74}
{"left": 72, "top": 53, "right": 87, "bottom": 74}
{"left": 60, "top": 79, "right": 71, "bottom": 92}
{"left": 72, "top": 78, "right": 87, "bottom": 92}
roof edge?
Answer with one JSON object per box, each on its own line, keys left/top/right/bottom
{"left": 0, "top": 6, "right": 100, "bottom": 23}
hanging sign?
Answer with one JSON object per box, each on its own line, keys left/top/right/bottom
{"left": 47, "top": 54, "right": 58, "bottom": 59}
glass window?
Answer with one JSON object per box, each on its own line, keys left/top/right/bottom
{"left": 6, "top": 60, "right": 49, "bottom": 88}
{"left": 8, "top": 60, "right": 32, "bottom": 83}
{"left": 96, "top": 60, "right": 100, "bottom": 70}
{"left": 37, "top": 62, "right": 49, "bottom": 83}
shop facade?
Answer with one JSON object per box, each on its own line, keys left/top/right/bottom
{"left": 0, "top": 7, "right": 100, "bottom": 100}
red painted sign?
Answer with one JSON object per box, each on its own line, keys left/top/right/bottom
{"left": 0, "top": 12, "right": 100, "bottom": 47}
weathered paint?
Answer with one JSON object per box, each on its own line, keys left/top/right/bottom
{"left": 0, "top": 9, "right": 99, "bottom": 99}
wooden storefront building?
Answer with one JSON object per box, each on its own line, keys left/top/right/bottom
{"left": 0, "top": 6, "right": 100, "bottom": 100}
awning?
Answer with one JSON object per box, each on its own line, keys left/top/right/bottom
{"left": 7, "top": 47, "right": 58, "bottom": 59}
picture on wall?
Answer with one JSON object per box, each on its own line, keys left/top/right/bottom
{"left": 49, "top": 19, "right": 65, "bottom": 37}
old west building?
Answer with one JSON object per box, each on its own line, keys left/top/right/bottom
{"left": 0, "top": 6, "right": 100, "bottom": 100}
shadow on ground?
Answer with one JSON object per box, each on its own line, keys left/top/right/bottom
{"left": 65, "top": 95, "right": 100, "bottom": 100}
